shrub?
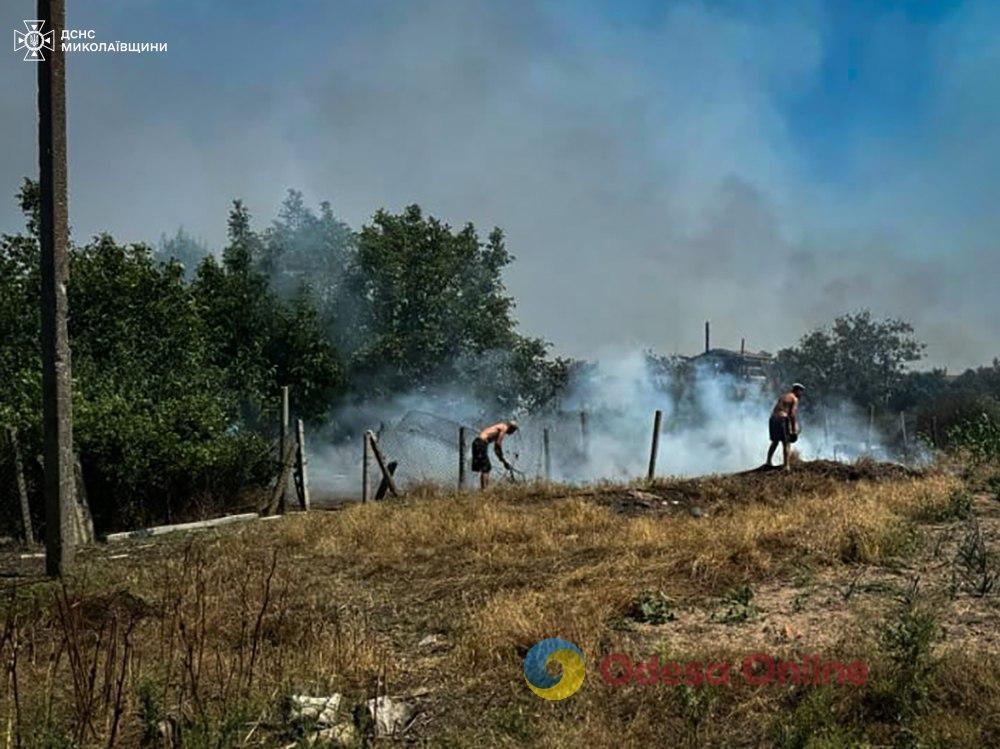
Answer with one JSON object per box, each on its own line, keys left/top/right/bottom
{"left": 948, "top": 413, "right": 1000, "bottom": 466}
{"left": 626, "top": 590, "right": 676, "bottom": 624}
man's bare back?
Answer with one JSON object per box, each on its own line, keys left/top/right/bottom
{"left": 479, "top": 422, "right": 512, "bottom": 444}
{"left": 472, "top": 420, "right": 519, "bottom": 489}
{"left": 772, "top": 392, "right": 799, "bottom": 419}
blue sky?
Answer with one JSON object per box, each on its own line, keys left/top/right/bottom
{"left": 1, "top": 0, "right": 997, "bottom": 367}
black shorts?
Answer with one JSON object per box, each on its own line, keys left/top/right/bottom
{"left": 769, "top": 415, "right": 789, "bottom": 443}
{"left": 471, "top": 437, "right": 491, "bottom": 473}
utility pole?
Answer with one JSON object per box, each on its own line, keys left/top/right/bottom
{"left": 38, "top": 0, "right": 76, "bottom": 576}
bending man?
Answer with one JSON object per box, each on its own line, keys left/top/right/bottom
{"left": 472, "top": 420, "right": 519, "bottom": 490}
{"left": 767, "top": 383, "right": 805, "bottom": 471}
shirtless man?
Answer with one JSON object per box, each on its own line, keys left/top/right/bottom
{"left": 471, "top": 420, "right": 519, "bottom": 490}
{"left": 767, "top": 383, "right": 805, "bottom": 470}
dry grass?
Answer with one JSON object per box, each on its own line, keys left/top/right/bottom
{"left": 2, "top": 464, "right": 999, "bottom": 746}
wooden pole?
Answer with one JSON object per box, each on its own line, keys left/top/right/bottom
{"left": 899, "top": 412, "right": 908, "bottom": 454}
{"left": 458, "top": 427, "right": 467, "bottom": 491}
{"left": 867, "top": 404, "right": 875, "bottom": 451}
{"left": 38, "top": 0, "right": 76, "bottom": 576}
{"left": 647, "top": 409, "right": 663, "bottom": 481}
{"left": 72, "top": 455, "right": 94, "bottom": 544}
{"left": 280, "top": 386, "right": 290, "bottom": 452}
{"left": 295, "top": 419, "right": 310, "bottom": 510}
{"left": 580, "top": 411, "right": 589, "bottom": 459}
{"left": 366, "top": 431, "right": 398, "bottom": 497}
{"left": 106, "top": 513, "right": 262, "bottom": 543}
{"left": 374, "top": 461, "right": 398, "bottom": 500}
{"left": 543, "top": 428, "right": 551, "bottom": 481}
{"left": 931, "top": 416, "right": 940, "bottom": 448}
{"left": 278, "top": 386, "right": 290, "bottom": 511}
{"left": 704, "top": 321, "right": 710, "bottom": 353}
{"left": 7, "top": 428, "right": 34, "bottom": 544}
{"left": 262, "top": 441, "right": 297, "bottom": 516}
{"left": 362, "top": 431, "right": 370, "bottom": 503}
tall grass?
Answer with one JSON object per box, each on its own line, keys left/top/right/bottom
{"left": 3, "top": 469, "right": 994, "bottom": 746}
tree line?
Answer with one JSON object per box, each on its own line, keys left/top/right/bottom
{"left": 1, "top": 183, "right": 567, "bottom": 532}
{"left": 2, "top": 181, "right": 998, "bottom": 534}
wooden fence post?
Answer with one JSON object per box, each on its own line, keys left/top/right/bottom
{"left": 458, "top": 427, "right": 467, "bottom": 491}
{"left": 7, "top": 428, "right": 34, "bottom": 544}
{"left": 931, "top": 416, "right": 940, "bottom": 448}
{"left": 366, "top": 430, "right": 398, "bottom": 498}
{"left": 295, "top": 418, "right": 310, "bottom": 510}
{"left": 374, "top": 461, "right": 398, "bottom": 501}
{"left": 278, "top": 386, "right": 290, "bottom": 511}
{"left": 543, "top": 428, "right": 551, "bottom": 481}
{"left": 73, "top": 455, "right": 94, "bottom": 544}
{"left": 262, "top": 440, "right": 297, "bottom": 516}
{"left": 647, "top": 410, "right": 663, "bottom": 481}
{"left": 580, "top": 411, "right": 589, "bottom": 459}
{"left": 899, "top": 412, "right": 908, "bottom": 455}
{"left": 362, "top": 431, "right": 370, "bottom": 503}
{"left": 867, "top": 404, "right": 875, "bottom": 451}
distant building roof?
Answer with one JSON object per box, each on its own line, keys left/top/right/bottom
{"left": 690, "top": 348, "right": 773, "bottom": 363}
{"left": 688, "top": 348, "right": 775, "bottom": 380}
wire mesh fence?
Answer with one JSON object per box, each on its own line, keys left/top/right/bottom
{"left": 349, "top": 402, "right": 929, "bottom": 502}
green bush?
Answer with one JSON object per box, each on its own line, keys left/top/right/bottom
{"left": 627, "top": 590, "right": 676, "bottom": 624}
{"left": 948, "top": 412, "right": 1000, "bottom": 466}
{"left": 0, "top": 185, "right": 340, "bottom": 533}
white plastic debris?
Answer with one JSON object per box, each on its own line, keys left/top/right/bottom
{"left": 366, "top": 695, "right": 417, "bottom": 737}
{"left": 289, "top": 694, "right": 343, "bottom": 727}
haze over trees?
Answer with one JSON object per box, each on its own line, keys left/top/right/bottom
{"left": 776, "top": 311, "right": 926, "bottom": 411}
{"left": 0, "top": 183, "right": 566, "bottom": 531}
{"left": 2, "top": 181, "right": 999, "bottom": 533}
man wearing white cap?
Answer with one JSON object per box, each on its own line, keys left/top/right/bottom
{"left": 767, "top": 383, "right": 805, "bottom": 471}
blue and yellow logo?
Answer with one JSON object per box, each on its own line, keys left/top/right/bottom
{"left": 523, "top": 638, "right": 585, "bottom": 700}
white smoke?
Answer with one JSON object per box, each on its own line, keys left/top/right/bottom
{"left": 307, "top": 348, "right": 888, "bottom": 502}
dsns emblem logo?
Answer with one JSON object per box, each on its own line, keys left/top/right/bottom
{"left": 14, "top": 21, "right": 54, "bottom": 62}
{"left": 523, "top": 638, "right": 585, "bottom": 700}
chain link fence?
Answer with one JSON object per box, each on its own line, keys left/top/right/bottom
{"left": 334, "top": 401, "right": 927, "bottom": 503}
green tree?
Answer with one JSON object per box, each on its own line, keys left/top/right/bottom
{"left": 348, "top": 205, "right": 560, "bottom": 409}
{"left": 0, "top": 181, "right": 42, "bottom": 433}
{"left": 69, "top": 235, "right": 267, "bottom": 527}
{"left": 192, "top": 200, "right": 344, "bottom": 423}
{"left": 258, "top": 189, "right": 356, "bottom": 302}
{"left": 156, "top": 226, "right": 208, "bottom": 279}
{"left": 2, "top": 186, "right": 344, "bottom": 533}
{"left": 776, "top": 310, "right": 925, "bottom": 411}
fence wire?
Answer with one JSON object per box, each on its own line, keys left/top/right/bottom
{"left": 365, "top": 403, "right": 926, "bottom": 497}
{"left": 371, "top": 409, "right": 595, "bottom": 491}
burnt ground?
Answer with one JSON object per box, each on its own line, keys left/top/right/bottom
{"left": 516, "top": 458, "right": 925, "bottom": 518}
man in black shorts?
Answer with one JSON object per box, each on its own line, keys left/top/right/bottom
{"left": 767, "top": 383, "right": 805, "bottom": 471}
{"left": 472, "top": 420, "right": 519, "bottom": 490}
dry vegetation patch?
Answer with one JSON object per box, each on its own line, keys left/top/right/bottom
{"left": 4, "top": 464, "right": 1000, "bottom": 746}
